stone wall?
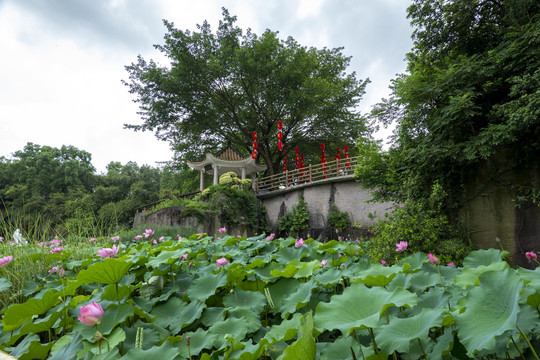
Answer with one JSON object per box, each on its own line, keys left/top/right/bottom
{"left": 257, "top": 176, "right": 396, "bottom": 239}
{"left": 463, "top": 155, "right": 540, "bottom": 268}
{"left": 133, "top": 206, "right": 219, "bottom": 235}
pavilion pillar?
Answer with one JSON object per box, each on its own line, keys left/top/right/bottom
{"left": 213, "top": 165, "right": 219, "bottom": 185}
{"left": 199, "top": 170, "right": 205, "bottom": 191}
{"left": 241, "top": 167, "right": 246, "bottom": 181}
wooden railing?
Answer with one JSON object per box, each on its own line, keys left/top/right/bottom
{"left": 255, "top": 156, "right": 360, "bottom": 193}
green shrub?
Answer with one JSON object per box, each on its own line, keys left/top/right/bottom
{"left": 327, "top": 205, "right": 351, "bottom": 236}
{"left": 198, "top": 184, "right": 267, "bottom": 234}
{"left": 279, "top": 195, "right": 310, "bottom": 237}
{"left": 366, "top": 183, "right": 473, "bottom": 265}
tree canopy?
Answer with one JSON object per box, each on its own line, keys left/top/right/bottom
{"left": 357, "top": 0, "right": 540, "bottom": 209}
{"left": 123, "top": 8, "right": 369, "bottom": 174}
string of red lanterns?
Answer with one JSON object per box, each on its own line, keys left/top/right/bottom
{"left": 251, "top": 131, "right": 258, "bottom": 159}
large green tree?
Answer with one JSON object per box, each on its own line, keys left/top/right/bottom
{"left": 358, "top": 0, "right": 540, "bottom": 210}
{"left": 123, "top": 8, "right": 369, "bottom": 174}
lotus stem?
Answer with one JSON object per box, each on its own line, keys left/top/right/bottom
{"left": 368, "top": 328, "right": 379, "bottom": 355}
{"left": 516, "top": 325, "right": 539, "bottom": 360}
{"left": 510, "top": 336, "right": 525, "bottom": 360}
{"left": 417, "top": 338, "right": 427, "bottom": 359}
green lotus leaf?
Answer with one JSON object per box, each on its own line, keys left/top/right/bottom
{"left": 171, "top": 327, "right": 215, "bottom": 357}
{"left": 281, "top": 312, "right": 316, "bottom": 360}
{"left": 374, "top": 307, "right": 444, "bottom": 353}
{"left": 226, "top": 263, "right": 250, "bottom": 287}
{"left": 275, "top": 247, "right": 305, "bottom": 264}
{"left": 278, "top": 280, "right": 314, "bottom": 318}
{"left": 315, "top": 240, "right": 346, "bottom": 254}
{"left": 270, "top": 259, "right": 302, "bottom": 278}
{"left": 0, "top": 278, "right": 12, "bottom": 293}
{"left": 416, "top": 286, "right": 451, "bottom": 312}
{"left": 151, "top": 297, "right": 205, "bottom": 334}
{"left": 463, "top": 248, "right": 509, "bottom": 267}
{"left": 227, "top": 307, "right": 261, "bottom": 334}
{"left": 262, "top": 312, "right": 303, "bottom": 345}
{"left": 208, "top": 317, "right": 256, "bottom": 349}
{"left": 455, "top": 269, "right": 524, "bottom": 356}
{"left": 146, "top": 248, "right": 187, "bottom": 268}
{"left": 318, "top": 335, "right": 364, "bottom": 360}
{"left": 226, "top": 340, "right": 265, "bottom": 360}
{"left": 123, "top": 341, "right": 182, "bottom": 359}
{"left": 223, "top": 288, "right": 267, "bottom": 313}
{"left": 49, "top": 332, "right": 83, "bottom": 360}
{"left": 252, "top": 262, "right": 281, "bottom": 282}
{"left": 427, "top": 326, "right": 454, "bottom": 360}
{"left": 9, "top": 333, "right": 53, "bottom": 360}
{"left": 313, "top": 267, "right": 343, "bottom": 287}
{"left": 77, "top": 258, "right": 132, "bottom": 285}
{"left": 454, "top": 261, "right": 508, "bottom": 289}
{"left": 80, "top": 327, "right": 126, "bottom": 358}
{"left": 7, "top": 311, "right": 60, "bottom": 346}
{"left": 397, "top": 252, "right": 428, "bottom": 272}
{"left": 517, "top": 267, "right": 540, "bottom": 291}
{"left": 187, "top": 271, "right": 227, "bottom": 302}
{"left": 246, "top": 258, "right": 267, "bottom": 269}
{"left": 313, "top": 283, "right": 417, "bottom": 334}
{"left": 2, "top": 288, "right": 63, "bottom": 331}
{"left": 352, "top": 263, "right": 402, "bottom": 287}
{"left": 97, "top": 303, "right": 135, "bottom": 335}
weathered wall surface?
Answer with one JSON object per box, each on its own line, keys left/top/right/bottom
{"left": 463, "top": 156, "right": 540, "bottom": 268}
{"left": 258, "top": 176, "right": 395, "bottom": 238}
{"left": 133, "top": 206, "right": 219, "bottom": 235}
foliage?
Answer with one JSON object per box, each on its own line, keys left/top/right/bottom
{"left": 198, "top": 184, "right": 267, "bottom": 234}
{"left": 218, "top": 172, "right": 251, "bottom": 191}
{"left": 123, "top": 8, "right": 369, "bottom": 174}
{"left": 0, "top": 232, "right": 538, "bottom": 359}
{"left": 367, "top": 183, "right": 473, "bottom": 265}
{"left": 0, "top": 143, "right": 163, "bottom": 236}
{"left": 279, "top": 195, "right": 310, "bottom": 237}
{"left": 327, "top": 205, "right": 351, "bottom": 235}
{"left": 359, "top": 0, "right": 540, "bottom": 209}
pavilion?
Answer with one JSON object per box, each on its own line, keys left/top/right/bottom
{"left": 187, "top": 143, "right": 267, "bottom": 191}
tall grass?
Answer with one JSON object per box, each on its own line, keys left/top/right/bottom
{"left": 0, "top": 221, "right": 200, "bottom": 308}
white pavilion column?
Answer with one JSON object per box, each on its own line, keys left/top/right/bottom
{"left": 213, "top": 165, "right": 219, "bottom": 185}
{"left": 199, "top": 170, "right": 205, "bottom": 191}
{"left": 241, "top": 167, "right": 246, "bottom": 181}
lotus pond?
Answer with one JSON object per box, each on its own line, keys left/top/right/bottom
{"left": 0, "top": 232, "right": 539, "bottom": 359}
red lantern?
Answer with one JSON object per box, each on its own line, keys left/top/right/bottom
{"left": 252, "top": 132, "right": 257, "bottom": 141}
{"left": 251, "top": 150, "right": 257, "bottom": 159}
{"left": 277, "top": 121, "right": 283, "bottom": 130}
{"left": 283, "top": 164, "right": 287, "bottom": 172}
{"left": 277, "top": 131, "right": 283, "bottom": 140}
{"left": 283, "top": 158, "right": 287, "bottom": 164}
{"left": 277, "top": 141, "right": 283, "bottom": 151}
{"left": 320, "top": 143, "right": 325, "bottom": 151}
{"left": 252, "top": 141, "right": 258, "bottom": 150}
{"left": 344, "top": 145, "right": 348, "bottom": 153}
{"left": 295, "top": 147, "right": 299, "bottom": 154}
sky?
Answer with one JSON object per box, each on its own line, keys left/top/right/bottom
{"left": 0, "top": 0, "right": 413, "bottom": 174}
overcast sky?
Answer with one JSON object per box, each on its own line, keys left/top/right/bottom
{"left": 0, "top": 0, "right": 413, "bottom": 173}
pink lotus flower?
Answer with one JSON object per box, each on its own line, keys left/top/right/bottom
{"left": 0, "top": 237, "right": 3, "bottom": 242}
{"left": 428, "top": 253, "right": 440, "bottom": 264}
{"left": 48, "top": 266, "right": 60, "bottom": 274}
{"left": 144, "top": 229, "right": 154, "bottom": 239}
{"left": 89, "top": 237, "right": 97, "bottom": 242}
{"left": 216, "top": 257, "right": 229, "bottom": 267}
{"left": 395, "top": 241, "right": 408, "bottom": 252}
{"left": 0, "top": 255, "right": 13, "bottom": 268}
{"left": 294, "top": 238, "right": 307, "bottom": 248}
{"left": 218, "top": 227, "right": 227, "bottom": 234}
{"left": 50, "top": 247, "right": 64, "bottom": 254}
{"left": 78, "top": 302, "right": 104, "bottom": 326}
{"left": 58, "top": 267, "right": 66, "bottom": 277}
{"left": 266, "top": 233, "right": 275, "bottom": 241}
{"left": 526, "top": 251, "right": 538, "bottom": 262}
{"left": 447, "top": 262, "right": 455, "bottom": 267}
{"left": 111, "top": 236, "right": 120, "bottom": 242}
{"left": 181, "top": 253, "right": 188, "bottom": 260}
{"left": 152, "top": 239, "right": 157, "bottom": 244}
{"left": 134, "top": 235, "right": 142, "bottom": 240}
{"left": 321, "top": 259, "right": 328, "bottom": 267}
{"left": 380, "top": 259, "right": 386, "bottom": 265}
{"left": 178, "top": 235, "right": 182, "bottom": 241}
{"left": 159, "top": 236, "right": 164, "bottom": 242}
{"left": 97, "top": 245, "right": 119, "bottom": 258}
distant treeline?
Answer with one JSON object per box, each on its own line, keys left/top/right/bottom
{"left": 0, "top": 142, "right": 200, "bottom": 237}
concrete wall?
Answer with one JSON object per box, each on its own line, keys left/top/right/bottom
{"left": 258, "top": 175, "right": 395, "bottom": 238}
